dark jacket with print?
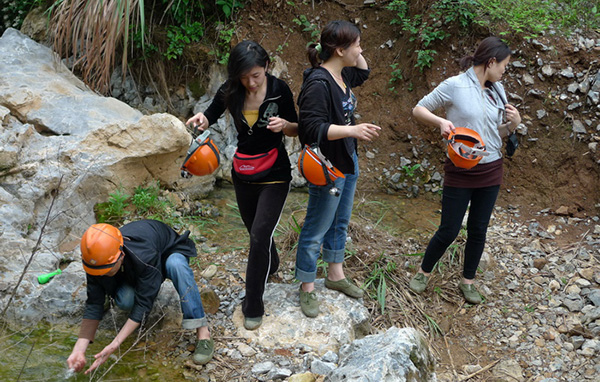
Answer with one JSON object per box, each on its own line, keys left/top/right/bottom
{"left": 203, "top": 73, "right": 298, "bottom": 182}
{"left": 297, "top": 66, "right": 370, "bottom": 174}
{"left": 83, "top": 220, "right": 197, "bottom": 324}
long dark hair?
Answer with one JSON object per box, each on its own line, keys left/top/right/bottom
{"left": 224, "top": 40, "right": 270, "bottom": 125}
{"left": 307, "top": 20, "right": 360, "bottom": 68}
{"left": 459, "top": 37, "right": 511, "bottom": 72}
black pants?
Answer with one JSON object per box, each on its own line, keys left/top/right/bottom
{"left": 233, "top": 177, "right": 290, "bottom": 318}
{"left": 420, "top": 185, "right": 500, "bottom": 280}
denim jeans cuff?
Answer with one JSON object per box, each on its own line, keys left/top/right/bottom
{"left": 322, "top": 247, "right": 345, "bottom": 264}
{"left": 295, "top": 268, "right": 317, "bottom": 283}
{"left": 182, "top": 317, "right": 208, "bottom": 330}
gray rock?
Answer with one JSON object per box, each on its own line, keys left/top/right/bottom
{"left": 537, "top": 109, "right": 547, "bottom": 119}
{"left": 266, "top": 368, "right": 293, "bottom": 380}
{"left": 327, "top": 327, "right": 435, "bottom": 382}
{"left": 512, "top": 61, "right": 526, "bottom": 68}
{"left": 560, "top": 67, "right": 575, "bottom": 78}
{"left": 252, "top": 361, "right": 275, "bottom": 374}
{"left": 542, "top": 65, "right": 555, "bottom": 77}
{"left": 310, "top": 359, "right": 336, "bottom": 375}
{"left": 572, "top": 120, "right": 587, "bottom": 133}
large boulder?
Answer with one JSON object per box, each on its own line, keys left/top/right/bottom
{"left": 232, "top": 280, "right": 371, "bottom": 355}
{"left": 0, "top": 28, "right": 213, "bottom": 328}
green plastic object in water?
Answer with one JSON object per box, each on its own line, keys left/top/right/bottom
{"left": 38, "top": 269, "right": 62, "bottom": 284}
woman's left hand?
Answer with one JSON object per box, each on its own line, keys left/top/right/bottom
{"left": 505, "top": 104, "right": 521, "bottom": 130}
{"left": 267, "top": 117, "right": 287, "bottom": 133}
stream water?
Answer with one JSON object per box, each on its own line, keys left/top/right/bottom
{"left": 0, "top": 185, "right": 441, "bottom": 381}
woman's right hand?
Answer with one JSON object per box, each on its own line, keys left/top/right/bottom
{"left": 186, "top": 112, "right": 208, "bottom": 132}
{"left": 439, "top": 119, "right": 456, "bottom": 139}
{"left": 351, "top": 123, "right": 381, "bottom": 141}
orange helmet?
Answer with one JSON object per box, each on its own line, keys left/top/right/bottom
{"left": 181, "top": 130, "right": 220, "bottom": 177}
{"left": 80, "top": 224, "right": 124, "bottom": 276}
{"left": 298, "top": 144, "right": 345, "bottom": 191}
{"left": 447, "top": 127, "right": 489, "bottom": 169}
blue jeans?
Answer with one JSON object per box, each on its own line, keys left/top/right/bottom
{"left": 420, "top": 185, "right": 500, "bottom": 279}
{"left": 115, "top": 253, "right": 207, "bottom": 329}
{"left": 295, "top": 152, "right": 359, "bottom": 283}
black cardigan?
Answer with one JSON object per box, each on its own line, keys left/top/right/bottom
{"left": 297, "top": 66, "right": 370, "bottom": 174}
{"left": 204, "top": 73, "right": 298, "bottom": 182}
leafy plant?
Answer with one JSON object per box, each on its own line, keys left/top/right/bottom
{"left": 364, "top": 257, "right": 397, "bottom": 314}
{"left": 216, "top": 0, "right": 244, "bottom": 19}
{"left": 210, "top": 21, "right": 237, "bottom": 65}
{"left": 402, "top": 163, "right": 421, "bottom": 178}
{"left": 388, "top": 63, "right": 403, "bottom": 93}
{"left": 424, "top": 313, "right": 443, "bottom": 336}
{"left": 0, "top": 0, "right": 43, "bottom": 33}
{"left": 131, "top": 182, "right": 161, "bottom": 214}
{"left": 164, "top": 22, "right": 204, "bottom": 60}
{"left": 292, "top": 14, "right": 320, "bottom": 40}
{"left": 415, "top": 49, "right": 437, "bottom": 71}
{"left": 96, "top": 188, "right": 130, "bottom": 224}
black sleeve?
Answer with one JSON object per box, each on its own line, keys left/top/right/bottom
{"left": 298, "top": 80, "right": 331, "bottom": 146}
{"left": 203, "top": 82, "right": 228, "bottom": 126}
{"left": 342, "top": 67, "right": 370, "bottom": 88}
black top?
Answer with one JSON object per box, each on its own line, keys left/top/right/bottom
{"left": 297, "top": 66, "right": 370, "bottom": 174}
{"left": 83, "top": 220, "right": 197, "bottom": 323}
{"left": 204, "top": 73, "right": 298, "bottom": 182}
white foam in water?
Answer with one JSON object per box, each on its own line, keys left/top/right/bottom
{"left": 64, "top": 368, "right": 76, "bottom": 379}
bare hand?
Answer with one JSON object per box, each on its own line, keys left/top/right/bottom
{"left": 267, "top": 117, "right": 287, "bottom": 133}
{"left": 352, "top": 123, "right": 381, "bottom": 141}
{"left": 85, "top": 342, "right": 118, "bottom": 374}
{"left": 504, "top": 104, "right": 521, "bottom": 129}
{"left": 186, "top": 112, "right": 208, "bottom": 132}
{"left": 66, "top": 351, "right": 86, "bottom": 373}
{"left": 439, "top": 119, "right": 456, "bottom": 139}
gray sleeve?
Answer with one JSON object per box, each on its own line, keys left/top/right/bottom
{"left": 416, "top": 78, "right": 454, "bottom": 112}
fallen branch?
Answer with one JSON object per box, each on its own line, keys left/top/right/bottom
{"left": 458, "top": 359, "right": 500, "bottom": 381}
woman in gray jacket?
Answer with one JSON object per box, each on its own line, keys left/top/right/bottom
{"left": 409, "top": 37, "right": 521, "bottom": 304}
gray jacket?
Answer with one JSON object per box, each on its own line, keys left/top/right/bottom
{"left": 417, "top": 67, "right": 506, "bottom": 164}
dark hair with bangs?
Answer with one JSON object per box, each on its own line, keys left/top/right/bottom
{"left": 224, "top": 40, "right": 270, "bottom": 128}
{"left": 307, "top": 20, "right": 361, "bottom": 68}
{"left": 459, "top": 36, "right": 511, "bottom": 72}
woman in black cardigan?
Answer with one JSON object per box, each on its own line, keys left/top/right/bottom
{"left": 295, "top": 20, "right": 380, "bottom": 318}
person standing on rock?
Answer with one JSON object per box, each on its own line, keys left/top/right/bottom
{"left": 295, "top": 20, "right": 381, "bottom": 317}
{"left": 186, "top": 41, "right": 298, "bottom": 330}
{"left": 67, "top": 220, "right": 213, "bottom": 374}
{"left": 409, "top": 37, "right": 521, "bottom": 304}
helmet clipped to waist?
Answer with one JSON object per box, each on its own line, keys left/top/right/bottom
{"left": 446, "top": 127, "right": 489, "bottom": 169}
{"left": 298, "top": 143, "right": 345, "bottom": 196}
{"left": 181, "top": 130, "right": 220, "bottom": 178}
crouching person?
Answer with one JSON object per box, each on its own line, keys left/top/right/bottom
{"left": 67, "top": 219, "right": 213, "bottom": 375}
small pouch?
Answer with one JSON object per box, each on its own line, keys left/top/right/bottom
{"left": 232, "top": 147, "right": 278, "bottom": 181}
{"left": 506, "top": 133, "right": 519, "bottom": 158}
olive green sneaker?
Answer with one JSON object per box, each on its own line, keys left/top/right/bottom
{"left": 299, "top": 286, "right": 319, "bottom": 318}
{"left": 409, "top": 273, "right": 429, "bottom": 294}
{"left": 459, "top": 283, "right": 483, "bottom": 304}
{"left": 244, "top": 316, "right": 263, "bottom": 331}
{"left": 192, "top": 339, "right": 214, "bottom": 365}
{"left": 325, "top": 277, "right": 364, "bottom": 298}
